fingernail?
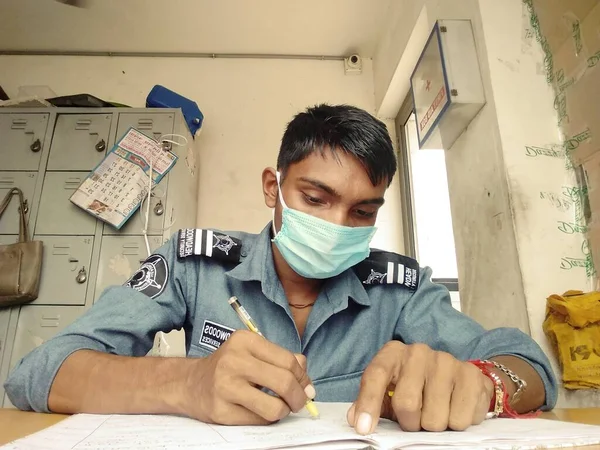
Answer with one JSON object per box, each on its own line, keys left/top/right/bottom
{"left": 347, "top": 403, "right": 356, "bottom": 426}
{"left": 304, "top": 384, "right": 316, "bottom": 400}
{"left": 356, "top": 412, "right": 372, "bottom": 435}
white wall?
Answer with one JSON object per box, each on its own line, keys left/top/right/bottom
{"left": 373, "top": 0, "right": 598, "bottom": 407}
{"left": 0, "top": 55, "right": 403, "bottom": 253}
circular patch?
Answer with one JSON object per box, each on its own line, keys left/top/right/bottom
{"left": 124, "top": 254, "right": 168, "bottom": 299}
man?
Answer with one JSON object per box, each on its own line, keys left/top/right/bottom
{"left": 5, "top": 104, "right": 556, "bottom": 435}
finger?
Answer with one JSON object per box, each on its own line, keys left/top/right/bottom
{"left": 354, "top": 343, "right": 403, "bottom": 435}
{"left": 209, "top": 396, "right": 274, "bottom": 426}
{"left": 243, "top": 358, "right": 310, "bottom": 413}
{"left": 473, "top": 372, "right": 495, "bottom": 425}
{"left": 295, "top": 353, "right": 307, "bottom": 370}
{"left": 231, "top": 383, "right": 292, "bottom": 423}
{"left": 420, "top": 352, "right": 455, "bottom": 432}
{"left": 391, "top": 345, "right": 428, "bottom": 432}
{"left": 347, "top": 403, "right": 356, "bottom": 427}
{"left": 448, "top": 364, "right": 484, "bottom": 431}
{"left": 248, "top": 340, "right": 314, "bottom": 397}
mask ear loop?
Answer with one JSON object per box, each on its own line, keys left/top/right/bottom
{"left": 272, "top": 171, "right": 287, "bottom": 238}
{"left": 140, "top": 134, "right": 189, "bottom": 256}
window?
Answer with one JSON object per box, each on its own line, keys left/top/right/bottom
{"left": 396, "top": 96, "right": 461, "bottom": 311}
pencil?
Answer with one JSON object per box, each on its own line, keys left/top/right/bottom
{"left": 228, "top": 296, "right": 320, "bottom": 419}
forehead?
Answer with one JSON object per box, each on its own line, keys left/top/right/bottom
{"left": 285, "top": 150, "right": 387, "bottom": 196}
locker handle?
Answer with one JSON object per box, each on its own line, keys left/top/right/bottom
{"left": 95, "top": 139, "right": 106, "bottom": 152}
{"left": 76, "top": 267, "right": 87, "bottom": 284}
{"left": 30, "top": 139, "right": 41, "bottom": 153}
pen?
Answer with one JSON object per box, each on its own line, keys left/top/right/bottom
{"left": 228, "top": 296, "right": 320, "bottom": 419}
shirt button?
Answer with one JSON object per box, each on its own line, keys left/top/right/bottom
{"left": 241, "top": 250, "right": 248, "bottom": 257}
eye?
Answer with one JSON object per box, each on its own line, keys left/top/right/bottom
{"left": 355, "top": 209, "right": 375, "bottom": 218}
{"left": 303, "top": 194, "right": 325, "bottom": 205}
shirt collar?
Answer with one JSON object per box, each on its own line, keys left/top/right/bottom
{"left": 225, "top": 222, "right": 372, "bottom": 308}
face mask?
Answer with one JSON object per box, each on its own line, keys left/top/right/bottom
{"left": 272, "top": 172, "right": 377, "bottom": 279}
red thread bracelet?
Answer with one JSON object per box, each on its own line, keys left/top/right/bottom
{"left": 468, "top": 360, "right": 540, "bottom": 419}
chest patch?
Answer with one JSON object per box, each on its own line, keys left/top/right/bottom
{"left": 124, "top": 254, "right": 168, "bottom": 298}
{"left": 199, "top": 320, "right": 235, "bottom": 351}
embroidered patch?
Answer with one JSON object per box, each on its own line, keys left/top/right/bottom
{"left": 177, "top": 229, "right": 242, "bottom": 263}
{"left": 363, "top": 269, "right": 387, "bottom": 285}
{"left": 353, "top": 251, "right": 420, "bottom": 290}
{"left": 199, "top": 320, "right": 235, "bottom": 351}
{"left": 124, "top": 254, "right": 168, "bottom": 298}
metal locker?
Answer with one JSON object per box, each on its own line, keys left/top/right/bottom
{"left": 47, "top": 114, "right": 112, "bottom": 171}
{"left": 116, "top": 112, "right": 174, "bottom": 143}
{"left": 0, "top": 172, "right": 37, "bottom": 235}
{"left": 3, "top": 305, "right": 85, "bottom": 407}
{"left": 0, "top": 235, "right": 18, "bottom": 245}
{"left": 0, "top": 307, "right": 11, "bottom": 404}
{"left": 104, "top": 175, "right": 168, "bottom": 236}
{"left": 95, "top": 235, "right": 163, "bottom": 300}
{"left": 0, "top": 113, "right": 49, "bottom": 171}
{"left": 31, "top": 236, "right": 94, "bottom": 306}
{"left": 36, "top": 172, "right": 97, "bottom": 235}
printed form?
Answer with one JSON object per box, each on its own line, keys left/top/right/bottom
{"left": 3, "top": 403, "right": 600, "bottom": 450}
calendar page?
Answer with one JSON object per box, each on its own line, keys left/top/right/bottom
{"left": 70, "top": 128, "right": 178, "bottom": 229}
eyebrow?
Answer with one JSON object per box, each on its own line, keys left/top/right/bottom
{"left": 298, "top": 177, "right": 385, "bottom": 206}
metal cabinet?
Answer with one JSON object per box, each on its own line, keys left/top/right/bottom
{"left": 0, "top": 308, "right": 11, "bottom": 403}
{"left": 0, "top": 108, "right": 198, "bottom": 408}
{"left": 3, "top": 306, "right": 85, "bottom": 407}
{"left": 95, "top": 235, "right": 163, "bottom": 300}
{"left": 33, "top": 236, "right": 94, "bottom": 306}
{"left": 0, "top": 172, "right": 37, "bottom": 235}
{"left": 47, "top": 114, "right": 112, "bottom": 171}
{"left": 0, "top": 113, "right": 49, "bottom": 171}
{"left": 36, "top": 172, "right": 98, "bottom": 235}
{"left": 116, "top": 112, "right": 174, "bottom": 142}
{"left": 104, "top": 175, "right": 168, "bottom": 236}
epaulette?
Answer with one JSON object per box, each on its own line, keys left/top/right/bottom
{"left": 177, "top": 229, "right": 242, "bottom": 264}
{"left": 353, "top": 249, "right": 420, "bottom": 291}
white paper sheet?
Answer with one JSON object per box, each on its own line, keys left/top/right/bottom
{"left": 3, "top": 403, "right": 600, "bottom": 450}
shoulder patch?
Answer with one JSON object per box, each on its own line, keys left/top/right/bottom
{"left": 177, "top": 229, "right": 242, "bottom": 263}
{"left": 125, "top": 254, "right": 168, "bottom": 298}
{"left": 353, "top": 250, "right": 420, "bottom": 291}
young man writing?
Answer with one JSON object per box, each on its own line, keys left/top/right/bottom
{"left": 5, "top": 104, "right": 556, "bottom": 435}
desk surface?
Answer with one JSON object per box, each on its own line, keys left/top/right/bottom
{"left": 1, "top": 408, "right": 599, "bottom": 447}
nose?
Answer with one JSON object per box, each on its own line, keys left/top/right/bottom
{"left": 325, "top": 207, "right": 351, "bottom": 227}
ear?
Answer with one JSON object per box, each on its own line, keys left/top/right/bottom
{"left": 262, "top": 167, "right": 278, "bottom": 208}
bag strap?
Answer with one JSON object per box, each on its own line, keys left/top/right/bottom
{"left": 0, "top": 188, "right": 30, "bottom": 243}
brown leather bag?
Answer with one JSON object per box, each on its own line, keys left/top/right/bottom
{"left": 0, "top": 188, "right": 43, "bottom": 307}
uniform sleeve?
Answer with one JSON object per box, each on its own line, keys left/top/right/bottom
{"left": 394, "top": 267, "right": 558, "bottom": 410}
{"left": 4, "top": 235, "right": 188, "bottom": 412}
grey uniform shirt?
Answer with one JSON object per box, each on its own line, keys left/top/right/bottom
{"left": 5, "top": 224, "right": 558, "bottom": 412}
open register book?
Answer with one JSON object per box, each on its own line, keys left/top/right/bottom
{"left": 3, "top": 403, "right": 600, "bottom": 450}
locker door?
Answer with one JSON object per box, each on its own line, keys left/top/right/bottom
{"left": 0, "top": 307, "right": 11, "bottom": 404}
{"left": 116, "top": 113, "right": 174, "bottom": 143}
{"left": 95, "top": 235, "right": 163, "bottom": 300}
{"left": 0, "top": 113, "right": 49, "bottom": 171}
{"left": 104, "top": 174, "right": 168, "bottom": 236}
{"left": 0, "top": 172, "right": 37, "bottom": 235}
{"left": 36, "top": 172, "right": 97, "bottom": 235}
{"left": 3, "top": 305, "right": 85, "bottom": 407}
{"left": 32, "top": 236, "right": 94, "bottom": 306}
{"left": 47, "top": 114, "right": 112, "bottom": 171}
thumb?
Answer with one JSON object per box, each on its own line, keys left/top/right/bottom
{"left": 294, "top": 353, "right": 307, "bottom": 370}
{"left": 293, "top": 353, "right": 316, "bottom": 400}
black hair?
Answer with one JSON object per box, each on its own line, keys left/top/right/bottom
{"left": 277, "top": 104, "right": 397, "bottom": 186}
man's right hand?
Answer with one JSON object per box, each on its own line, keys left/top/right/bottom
{"left": 184, "top": 330, "right": 315, "bottom": 425}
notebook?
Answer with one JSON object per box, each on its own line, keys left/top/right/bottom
{"left": 3, "top": 402, "right": 600, "bottom": 450}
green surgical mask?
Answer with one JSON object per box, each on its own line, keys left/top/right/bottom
{"left": 272, "top": 172, "right": 377, "bottom": 279}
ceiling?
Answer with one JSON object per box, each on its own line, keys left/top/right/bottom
{"left": 0, "top": 0, "right": 393, "bottom": 57}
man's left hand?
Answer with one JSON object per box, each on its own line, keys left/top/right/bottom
{"left": 347, "top": 341, "right": 494, "bottom": 434}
